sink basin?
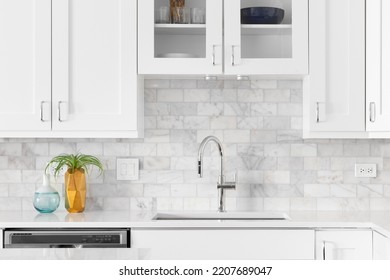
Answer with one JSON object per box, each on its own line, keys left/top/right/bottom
{"left": 152, "top": 211, "right": 291, "bottom": 221}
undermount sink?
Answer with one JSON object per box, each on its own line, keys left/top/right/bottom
{"left": 152, "top": 211, "right": 291, "bottom": 221}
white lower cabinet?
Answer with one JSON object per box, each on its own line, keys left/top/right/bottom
{"left": 315, "top": 230, "right": 372, "bottom": 260}
{"left": 131, "top": 229, "right": 315, "bottom": 260}
{"left": 373, "top": 231, "right": 390, "bottom": 260}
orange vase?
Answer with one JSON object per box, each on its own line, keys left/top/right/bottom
{"left": 65, "top": 168, "right": 86, "bottom": 213}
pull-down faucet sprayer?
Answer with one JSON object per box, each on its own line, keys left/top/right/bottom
{"left": 197, "top": 136, "right": 236, "bottom": 212}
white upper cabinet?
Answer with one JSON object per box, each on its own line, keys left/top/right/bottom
{"left": 138, "top": 0, "right": 223, "bottom": 75}
{"left": 304, "top": 0, "right": 366, "bottom": 136}
{"left": 0, "top": 0, "right": 141, "bottom": 138}
{"left": 0, "top": 0, "right": 51, "bottom": 131}
{"left": 366, "top": 0, "right": 390, "bottom": 132}
{"left": 138, "top": 0, "right": 308, "bottom": 75}
{"left": 52, "top": 0, "right": 140, "bottom": 134}
{"left": 224, "top": 0, "right": 308, "bottom": 75}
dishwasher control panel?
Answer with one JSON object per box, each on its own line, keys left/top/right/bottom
{"left": 3, "top": 228, "right": 130, "bottom": 248}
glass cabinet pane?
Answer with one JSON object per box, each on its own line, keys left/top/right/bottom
{"left": 154, "top": 0, "right": 207, "bottom": 59}
{"left": 240, "top": 0, "right": 292, "bottom": 59}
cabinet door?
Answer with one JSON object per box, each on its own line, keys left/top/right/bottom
{"left": 52, "top": 0, "right": 139, "bottom": 132}
{"left": 138, "top": 0, "right": 223, "bottom": 75}
{"left": 306, "top": 0, "right": 365, "bottom": 132}
{"left": 0, "top": 0, "right": 51, "bottom": 131}
{"left": 373, "top": 231, "right": 390, "bottom": 260}
{"left": 315, "top": 230, "right": 372, "bottom": 260}
{"left": 132, "top": 229, "right": 315, "bottom": 260}
{"left": 224, "top": 0, "right": 308, "bottom": 75}
{"left": 367, "top": 0, "right": 390, "bottom": 131}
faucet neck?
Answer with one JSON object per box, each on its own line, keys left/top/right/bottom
{"left": 197, "top": 136, "right": 224, "bottom": 178}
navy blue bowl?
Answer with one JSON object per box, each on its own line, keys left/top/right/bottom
{"left": 241, "top": 7, "right": 285, "bottom": 24}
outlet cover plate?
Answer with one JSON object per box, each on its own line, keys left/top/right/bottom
{"left": 117, "top": 158, "right": 139, "bottom": 181}
{"left": 354, "top": 163, "right": 377, "bottom": 178}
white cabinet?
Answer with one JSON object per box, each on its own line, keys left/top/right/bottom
{"left": 132, "top": 228, "right": 315, "bottom": 260}
{"left": 0, "top": 229, "right": 2, "bottom": 249}
{"left": 315, "top": 230, "right": 372, "bottom": 260}
{"left": 138, "top": 0, "right": 308, "bottom": 75}
{"left": 0, "top": 0, "right": 51, "bottom": 132}
{"left": 373, "top": 231, "right": 390, "bottom": 260}
{"left": 304, "top": 0, "right": 366, "bottom": 137}
{"left": 0, "top": 0, "right": 142, "bottom": 138}
{"left": 366, "top": 0, "right": 390, "bottom": 132}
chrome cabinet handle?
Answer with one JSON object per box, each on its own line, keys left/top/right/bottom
{"left": 322, "top": 241, "right": 326, "bottom": 260}
{"left": 231, "top": 45, "right": 236, "bottom": 66}
{"left": 58, "top": 101, "right": 68, "bottom": 122}
{"left": 212, "top": 45, "right": 216, "bottom": 66}
{"left": 316, "top": 102, "right": 320, "bottom": 123}
{"left": 40, "top": 101, "right": 50, "bottom": 122}
{"left": 370, "top": 102, "right": 376, "bottom": 122}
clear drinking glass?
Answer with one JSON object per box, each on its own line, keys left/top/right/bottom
{"left": 191, "top": 8, "right": 205, "bottom": 24}
{"left": 171, "top": 7, "right": 190, "bottom": 24}
{"left": 156, "top": 6, "right": 170, "bottom": 23}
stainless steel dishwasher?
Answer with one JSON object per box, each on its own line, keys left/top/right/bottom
{"left": 3, "top": 228, "right": 130, "bottom": 248}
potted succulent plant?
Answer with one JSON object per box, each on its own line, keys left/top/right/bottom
{"left": 45, "top": 153, "right": 103, "bottom": 213}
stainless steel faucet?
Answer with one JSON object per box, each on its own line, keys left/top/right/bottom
{"left": 197, "top": 136, "right": 236, "bottom": 212}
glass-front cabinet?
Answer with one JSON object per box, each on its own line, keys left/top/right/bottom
{"left": 138, "top": 0, "right": 223, "bottom": 75}
{"left": 138, "top": 0, "right": 308, "bottom": 75}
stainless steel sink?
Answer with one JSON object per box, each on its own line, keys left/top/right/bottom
{"left": 152, "top": 212, "right": 291, "bottom": 221}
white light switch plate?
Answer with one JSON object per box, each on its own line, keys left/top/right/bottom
{"left": 354, "top": 163, "right": 377, "bottom": 178}
{"left": 116, "top": 158, "right": 139, "bottom": 181}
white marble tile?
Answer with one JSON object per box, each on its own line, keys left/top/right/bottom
{"left": 277, "top": 104, "right": 303, "bottom": 116}
{"left": 344, "top": 144, "right": 370, "bottom": 156}
{"left": 370, "top": 198, "right": 390, "bottom": 210}
{"left": 304, "top": 157, "right": 330, "bottom": 170}
{"left": 224, "top": 103, "right": 250, "bottom": 116}
{"left": 264, "top": 144, "right": 290, "bottom": 157}
{"left": 291, "top": 117, "right": 303, "bottom": 130}
{"left": 170, "top": 130, "right": 197, "bottom": 143}
{"left": 278, "top": 157, "right": 304, "bottom": 170}
{"left": 197, "top": 103, "right": 224, "bottom": 116}
{"left": 170, "top": 79, "right": 197, "bottom": 89}
{"left": 237, "top": 89, "right": 264, "bottom": 102}
{"left": 224, "top": 80, "right": 251, "bottom": 89}
{"left": 291, "top": 144, "right": 317, "bottom": 157}
{"left": 130, "top": 197, "right": 156, "bottom": 211}
{"left": 317, "top": 144, "right": 343, "bottom": 156}
{"left": 277, "top": 80, "right": 302, "bottom": 89}
{"left": 157, "top": 143, "right": 183, "bottom": 157}
{"left": 210, "top": 89, "right": 237, "bottom": 102}
{"left": 157, "top": 89, "right": 183, "bottom": 102}
{"left": 103, "top": 143, "right": 130, "bottom": 156}
{"left": 0, "top": 170, "right": 22, "bottom": 183}
{"left": 224, "top": 130, "right": 250, "bottom": 143}
{"left": 183, "top": 197, "right": 210, "bottom": 210}
{"left": 144, "top": 103, "right": 170, "bottom": 116}
{"left": 251, "top": 80, "right": 277, "bottom": 89}
{"left": 251, "top": 103, "right": 277, "bottom": 116}
{"left": 264, "top": 198, "right": 290, "bottom": 211}
{"left": 170, "top": 103, "right": 197, "bottom": 116}
{"left": 144, "top": 130, "right": 170, "bottom": 143}
{"left": 184, "top": 116, "right": 210, "bottom": 129}
{"left": 22, "top": 143, "right": 49, "bottom": 156}
{"left": 236, "top": 197, "right": 264, "bottom": 211}
{"left": 144, "top": 184, "right": 171, "bottom": 197}
{"left": 290, "top": 198, "right": 317, "bottom": 211}
{"left": 157, "top": 116, "right": 184, "bottom": 129}
{"left": 317, "top": 171, "right": 343, "bottom": 184}
{"left": 171, "top": 157, "right": 196, "bottom": 170}
{"left": 357, "top": 184, "right": 383, "bottom": 197}
{"left": 330, "top": 157, "right": 356, "bottom": 171}
{"left": 237, "top": 117, "right": 263, "bottom": 129}
{"left": 134, "top": 170, "right": 157, "bottom": 184}
{"left": 157, "top": 170, "right": 184, "bottom": 184}
{"left": 196, "top": 130, "right": 224, "bottom": 143}
{"left": 8, "top": 183, "right": 35, "bottom": 197}
{"left": 330, "top": 184, "right": 356, "bottom": 198}
{"left": 130, "top": 143, "right": 157, "bottom": 156}
{"left": 304, "top": 184, "right": 330, "bottom": 197}
{"left": 75, "top": 143, "right": 103, "bottom": 155}
{"left": 144, "top": 79, "right": 170, "bottom": 89}
{"left": 263, "top": 117, "right": 290, "bottom": 130}
{"left": 183, "top": 89, "right": 210, "bottom": 102}
{"left": 196, "top": 184, "right": 218, "bottom": 197}
{"left": 143, "top": 157, "right": 170, "bottom": 170}
{"left": 251, "top": 130, "right": 277, "bottom": 143}
{"left": 210, "top": 116, "right": 237, "bottom": 129}
{"left": 144, "top": 88, "right": 157, "bottom": 103}
{"left": 171, "top": 184, "right": 197, "bottom": 197}
{"left": 0, "top": 198, "right": 22, "bottom": 210}
{"left": 49, "top": 143, "right": 77, "bottom": 155}
{"left": 0, "top": 184, "right": 8, "bottom": 197}
{"left": 0, "top": 143, "right": 22, "bottom": 156}
{"left": 264, "top": 89, "right": 290, "bottom": 102}
{"left": 264, "top": 171, "right": 290, "bottom": 184}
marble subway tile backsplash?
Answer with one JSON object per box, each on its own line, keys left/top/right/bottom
{"left": 2, "top": 79, "right": 390, "bottom": 212}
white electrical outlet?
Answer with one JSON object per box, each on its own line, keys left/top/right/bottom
{"left": 354, "top": 164, "right": 377, "bottom": 178}
{"left": 116, "top": 158, "right": 139, "bottom": 181}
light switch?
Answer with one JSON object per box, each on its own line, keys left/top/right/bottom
{"left": 116, "top": 158, "right": 139, "bottom": 181}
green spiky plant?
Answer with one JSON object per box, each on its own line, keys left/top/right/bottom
{"left": 45, "top": 153, "right": 104, "bottom": 177}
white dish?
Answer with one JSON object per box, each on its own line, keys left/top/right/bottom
{"left": 157, "top": 53, "right": 197, "bottom": 58}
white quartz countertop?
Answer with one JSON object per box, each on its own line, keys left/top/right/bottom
{"left": 1, "top": 210, "right": 390, "bottom": 237}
